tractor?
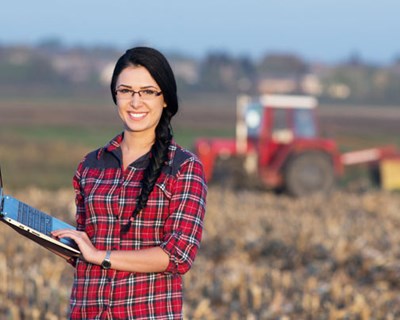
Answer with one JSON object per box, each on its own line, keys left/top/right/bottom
{"left": 194, "top": 94, "right": 400, "bottom": 196}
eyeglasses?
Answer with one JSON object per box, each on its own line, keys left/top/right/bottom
{"left": 115, "top": 88, "right": 162, "bottom": 100}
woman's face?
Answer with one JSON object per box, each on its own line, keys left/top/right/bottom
{"left": 115, "top": 65, "right": 166, "bottom": 138}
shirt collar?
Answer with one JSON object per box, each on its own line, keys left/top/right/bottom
{"left": 96, "top": 132, "right": 124, "bottom": 160}
{"left": 96, "top": 132, "right": 178, "bottom": 168}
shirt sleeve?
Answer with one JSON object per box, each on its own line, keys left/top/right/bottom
{"left": 66, "top": 159, "right": 86, "bottom": 267}
{"left": 73, "top": 159, "right": 86, "bottom": 232}
{"left": 160, "top": 157, "right": 207, "bottom": 275}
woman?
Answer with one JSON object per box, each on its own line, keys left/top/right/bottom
{"left": 52, "top": 47, "right": 207, "bottom": 319}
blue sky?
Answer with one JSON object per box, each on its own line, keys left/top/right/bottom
{"left": 1, "top": 0, "right": 398, "bottom": 63}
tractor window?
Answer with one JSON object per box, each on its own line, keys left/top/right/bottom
{"left": 245, "top": 103, "right": 262, "bottom": 137}
{"left": 294, "top": 109, "right": 316, "bottom": 138}
{"left": 273, "top": 108, "right": 288, "bottom": 131}
{"left": 272, "top": 109, "right": 293, "bottom": 142}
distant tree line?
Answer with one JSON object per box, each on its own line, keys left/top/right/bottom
{"left": 1, "top": 43, "right": 400, "bottom": 105}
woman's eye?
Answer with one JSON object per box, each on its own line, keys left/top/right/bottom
{"left": 142, "top": 89, "right": 156, "bottom": 95}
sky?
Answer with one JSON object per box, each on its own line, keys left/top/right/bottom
{"left": 1, "top": 0, "right": 399, "bottom": 64}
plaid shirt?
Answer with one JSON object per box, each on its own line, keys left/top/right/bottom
{"left": 69, "top": 133, "right": 207, "bottom": 320}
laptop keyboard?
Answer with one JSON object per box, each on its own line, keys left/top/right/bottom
{"left": 17, "top": 202, "right": 52, "bottom": 235}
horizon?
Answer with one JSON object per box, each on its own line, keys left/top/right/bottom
{"left": 1, "top": 0, "right": 399, "bottom": 64}
{"left": 1, "top": 38, "right": 397, "bottom": 67}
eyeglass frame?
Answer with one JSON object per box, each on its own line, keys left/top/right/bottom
{"left": 115, "top": 88, "right": 163, "bottom": 100}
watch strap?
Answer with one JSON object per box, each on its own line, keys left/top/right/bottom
{"left": 101, "top": 250, "right": 112, "bottom": 269}
{"left": 104, "top": 250, "right": 111, "bottom": 261}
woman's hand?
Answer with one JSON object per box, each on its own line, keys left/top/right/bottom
{"left": 51, "top": 229, "right": 103, "bottom": 265}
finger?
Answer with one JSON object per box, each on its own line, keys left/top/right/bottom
{"left": 51, "top": 229, "right": 73, "bottom": 236}
{"left": 52, "top": 229, "right": 80, "bottom": 236}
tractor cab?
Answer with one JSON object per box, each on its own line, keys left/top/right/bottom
{"left": 236, "top": 94, "right": 319, "bottom": 154}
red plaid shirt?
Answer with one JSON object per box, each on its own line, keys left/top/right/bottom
{"left": 69, "top": 133, "right": 207, "bottom": 319}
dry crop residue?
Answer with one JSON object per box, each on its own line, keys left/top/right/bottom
{"left": 1, "top": 186, "right": 400, "bottom": 319}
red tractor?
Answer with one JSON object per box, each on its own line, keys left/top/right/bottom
{"left": 194, "top": 94, "right": 399, "bottom": 196}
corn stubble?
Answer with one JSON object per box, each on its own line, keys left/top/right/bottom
{"left": 1, "top": 186, "right": 400, "bottom": 319}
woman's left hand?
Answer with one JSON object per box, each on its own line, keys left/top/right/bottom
{"left": 51, "top": 229, "right": 102, "bottom": 265}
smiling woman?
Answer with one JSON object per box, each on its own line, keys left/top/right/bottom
{"left": 51, "top": 47, "right": 207, "bottom": 319}
{"left": 114, "top": 65, "right": 167, "bottom": 152}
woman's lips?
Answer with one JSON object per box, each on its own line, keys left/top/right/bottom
{"left": 128, "top": 112, "right": 147, "bottom": 120}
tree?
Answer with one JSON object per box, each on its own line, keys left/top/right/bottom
{"left": 258, "top": 53, "right": 308, "bottom": 77}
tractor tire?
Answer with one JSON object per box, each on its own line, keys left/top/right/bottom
{"left": 284, "top": 152, "right": 335, "bottom": 197}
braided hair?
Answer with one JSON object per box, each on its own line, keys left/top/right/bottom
{"left": 110, "top": 47, "right": 179, "bottom": 231}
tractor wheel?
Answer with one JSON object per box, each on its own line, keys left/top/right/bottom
{"left": 284, "top": 152, "right": 335, "bottom": 197}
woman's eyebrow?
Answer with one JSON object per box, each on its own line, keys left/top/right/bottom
{"left": 117, "top": 84, "right": 159, "bottom": 89}
{"left": 140, "top": 85, "right": 159, "bottom": 89}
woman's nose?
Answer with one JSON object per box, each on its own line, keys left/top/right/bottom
{"left": 130, "top": 93, "right": 142, "bottom": 107}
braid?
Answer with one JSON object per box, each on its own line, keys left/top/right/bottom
{"left": 135, "top": 114, "right": 172, "bottom": 214}
{"left": 122, "top": 110, "right": 173, "bottom": 232}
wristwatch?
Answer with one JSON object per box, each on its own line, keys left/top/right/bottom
{"left": 101, "top": 250, "right": 112, "bottom": 269}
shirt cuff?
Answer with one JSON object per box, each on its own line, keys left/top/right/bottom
{"left": 160, "top": 231, "right": 182, "bottom": 274}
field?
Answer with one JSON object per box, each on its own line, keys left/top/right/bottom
{"left": 1, "top": 93, "right": 400, "bottom": 319}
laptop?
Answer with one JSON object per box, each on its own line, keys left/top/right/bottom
{"left": 0, "top": 166, "right": 81, "bottom": 259}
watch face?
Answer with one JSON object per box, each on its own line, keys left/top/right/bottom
{"left": 101, "top": 260, "right": 111, "bottom": 269}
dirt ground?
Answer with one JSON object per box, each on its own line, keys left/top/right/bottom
{"left": 1, "top": 186, "right": 400, "bottom": 319}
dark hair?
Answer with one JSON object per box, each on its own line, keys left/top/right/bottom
{"left": 111, "top": 47, "right": 178, "bottom": 230}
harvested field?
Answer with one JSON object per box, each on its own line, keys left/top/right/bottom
{"left": 1, "top": 186, "right": 400, "bottom": 319}
{"left": 1, "top": 94, "right": 400, "bottom": 318}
